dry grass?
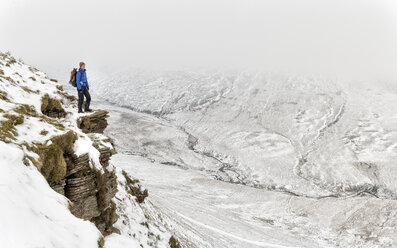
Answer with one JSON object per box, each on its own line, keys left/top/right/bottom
{"left": 169, "top": 236, "right": 181, "bottom": 248}
{"left": 122, "top": 170, "right": 148, "bottom": 203}
{"left": 0, "top": 113, "right": 24, "bottom": 142}
{"left": 33, "top": 131, "right": 77, "bottom": 186}
{"left": 41, "top": 94, "right": 66, "bottom": 118}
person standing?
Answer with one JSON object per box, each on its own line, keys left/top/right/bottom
{"left": 76, "top": 62, "right": 92, "bottom": 113}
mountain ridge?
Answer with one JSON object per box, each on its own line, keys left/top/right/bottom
{"left": 0, "top": 51, "right": 179, "bottom": 248}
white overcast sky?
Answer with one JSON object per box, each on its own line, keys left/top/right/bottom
{"left": 0, "top": 0, "right": 397, "bottom": 79}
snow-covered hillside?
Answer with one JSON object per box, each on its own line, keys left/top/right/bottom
{"left": 0, "top": 52, "right": 99, "bottom": 247}
{"left": 88, "top": 69, "right": 397, "bottom": 247}
{"left": 5, "top": 49, "right": 396, "bottom": 247}
{"left": 0, "top": 52, "right": 177, "bottom": 248}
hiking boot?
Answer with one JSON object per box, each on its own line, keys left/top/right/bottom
{"left": 78, "top": 110, "right": 84, "bottom": 113}
{"left": 85, "top": 109, "right": 93, "bottom": 112}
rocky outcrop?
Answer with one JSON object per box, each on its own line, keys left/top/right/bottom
{"left": 0, "top": 52, "right": 177, "bottom": 246}
{"left": 65, "top": 154, "right": 100, "bottom": 219}
{"left": 77, "top": 110, "right": 109, "bottom": 133}
{"left": 34, "top": 130, "right": 76, "bottom": 186}
{"left": 64, "top": 148, "right": 118, "bottom": 235}
{"left": 122, "top": 170, "right": 148, "bottom": 203}
{"left": 33, "top": 110, "right": 118, "bottom": 235}
{"left": 41, "top": 94, "right": 66, "bottom": 118}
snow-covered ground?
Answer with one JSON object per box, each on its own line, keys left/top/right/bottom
{"left": 0, "top": 54, "right": 102, "bottom": 248}
{"left": 4, "top": 41, "right": 396, "bottom": 248}
{"left": 0, "top": 141, "right": 101, "bottom": 248}
{"left": 87, "top": 69, "right": 397, "bottom": 247}
{"left": 0, "top": 54, "right": 173, "bottom": 248}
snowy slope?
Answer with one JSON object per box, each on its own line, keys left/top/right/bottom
{"left": 0, "top": 52, "right": 174, "bottom": 248}
{"left": 90, "top": 69, "right": 397, "bottom": 247}
{"left": 0, "top": 142, "right": 100, "bottom": 248}
{"left": 0, "top": 52, "right": 101, "bottom": 248}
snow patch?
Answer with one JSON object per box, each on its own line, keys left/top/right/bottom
{"left": 0, "top": 141, "right": 101, "bottom": 248}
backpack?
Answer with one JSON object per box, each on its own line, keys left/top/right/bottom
{"left": 69, "top": 68, "right": 78, "bottom": 87}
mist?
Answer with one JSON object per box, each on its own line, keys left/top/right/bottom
{"left": 1, "top": 0, "right": 397, "bottom": 80}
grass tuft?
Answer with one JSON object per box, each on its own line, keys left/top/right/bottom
{"left": 40, "top": 130, "right": 49, "bottom": 136}
{"left": 0, "top": 90, "right": 9, "bottom": 101}
{"left": 21, "top": 86, "right": 38, "bottom": 94}
{"left": 14, "top": 104, "right": 37, "bottom": 116}
{"left": 97, "top": 237, "right": 105, "bottom": 248}
{"left": 0, "top": 113, "right": 24, "bottom": 142}
{"left": 169, "top": 236, "right": 181, "bottom": 248}
{"left": 0, "top": 76, "right": 16, "bottom": 85}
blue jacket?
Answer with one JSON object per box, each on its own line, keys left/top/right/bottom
{"left": 76, "top": 68, "right": 89, "bottom": 90}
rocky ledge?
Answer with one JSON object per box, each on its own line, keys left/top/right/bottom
{"left": 77, "top": 110, "right": 109, "bottom": 134}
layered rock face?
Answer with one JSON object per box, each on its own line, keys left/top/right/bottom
{"left": 77, "top": 110, "right": 109, "bottom": 133}
{"left": 37, "top": 105, "right": 119, "bottom": 235}
{"left": 61, "top": 114, "right": 117, "bottom": 235}
{"left": 65, "top": 152, "right": 115, "bottom": 210}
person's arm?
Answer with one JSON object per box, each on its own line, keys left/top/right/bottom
{"left": 76, "top": 71, "right": 81, "bottom": 91}
{"left": 85, "top": 72, "right": 89, "bottom": 89}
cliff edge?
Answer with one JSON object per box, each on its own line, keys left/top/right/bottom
{"left": 0, "top": 52, "right": 178, "bottom": 248}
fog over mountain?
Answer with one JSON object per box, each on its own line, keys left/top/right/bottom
{"left": 1, "top": 0, "right": 397, "bottom": 80}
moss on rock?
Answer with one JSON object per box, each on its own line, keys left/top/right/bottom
{"left": 77, "top": 110, "right": 109, "bottom": 133}
{"left": 38, "top": 144, "right": 67, "bottom": 185}
{"left": 169, "top": 236, "right": 181, "bottom": 248}
{"left": 92, "top": 200, "right": 119, "bottom": 235}
{"left": 91, "top": 167, "right": 119, "bottom": 235}
{"left": 41, "top": 94, "right": 66, "bottom": 118}
{"left": 0, "top": 113, "right": 24, "bottom": 142}
{"left": 52, "top": 130, "right": 77, "bottom": 155}
{"left": 34, "top": 131, "right": 77, "bottom": 186}
{"left": 122, "top": 170, "right": 148, "bottom": 203}
{"left": 97, "top": 237, "right": 105, "bottom": 248}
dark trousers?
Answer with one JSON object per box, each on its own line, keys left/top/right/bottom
{"left": 78, "top": 86, "right": 91, "bottom": 111}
